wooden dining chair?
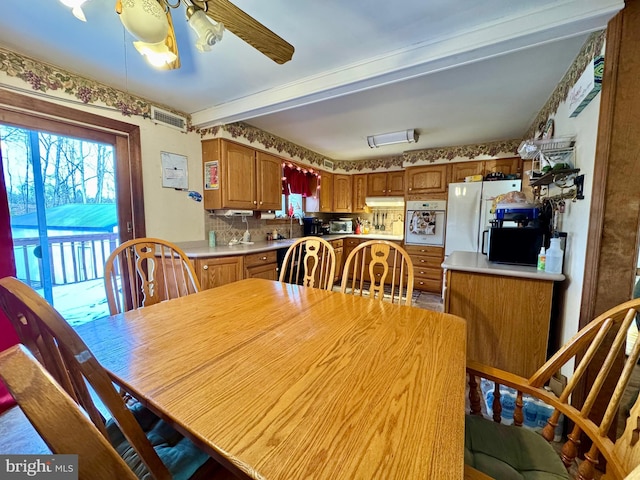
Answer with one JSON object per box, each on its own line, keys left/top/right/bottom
{"left": 0, "top": 344, "right": 138, "bottom": 480}
{"left": 279, "top": 236, "right": 336, "bottom": 290}
{"left": 340, "top": 239, "right": 414, "bottom": 306}
{"left": 0, "top": 276, "right": 221, "bottom": 480}
{"left": 104, "top": 237, "right": 200, "bottom": 315}
{"left": 465, "top": 297, "right": 640, "bottom": 480}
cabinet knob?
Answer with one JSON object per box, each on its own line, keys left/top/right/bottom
{"left": 203, "top": 265, "right": 209, "bottom": 270}
{"left": 259, "top": 201, "right": 263, "bottom": 205}
{"left": 408, "top": 188, "right": 412, "bottom": 191}
{"left": 261, "top": 256, "right": 267, "bottom": 261}
{"left": 253, "top": 200, "right": 258, "bottom": 205}
{"left": 382, "top": 189, "right": 386, "bottom": 193}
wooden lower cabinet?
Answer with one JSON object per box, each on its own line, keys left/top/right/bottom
{"left": 404, "top": 244, "right": 444, "bottom": 293}
{"left": 330, "top": 239, "right": 344, "bottom": 284}
{"left": 244, "top": 251, "right": 278, "bottom": 280}
{"left": 444, "top": 269, "right": 553, "bottom": 377}
{"left": 195, "top": 256, "right": 243, "bottom": 289}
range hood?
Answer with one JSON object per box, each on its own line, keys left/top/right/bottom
{"left": 212, "top": 209, "right": 253, "bottom": 216}
{"left": 364, "top": 196, "right": 405, "bottom": 208}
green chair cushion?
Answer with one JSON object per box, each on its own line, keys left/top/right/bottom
{"left": 464, "top": 414, "right": 570, "bottom": 480}
{"left": 107, "top": 402, "right": 209, "bottom": 480}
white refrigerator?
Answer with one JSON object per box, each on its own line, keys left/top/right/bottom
{"left": 444, "top": 180, "right": 522, "bottom": 256}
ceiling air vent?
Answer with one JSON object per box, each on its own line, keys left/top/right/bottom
{"left": 150, "top": 106, "right": 187, "bottom": 133}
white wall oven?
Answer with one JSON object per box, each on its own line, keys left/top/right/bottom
{"left": 404, "top": 200, "right": 446, "bottom": 246}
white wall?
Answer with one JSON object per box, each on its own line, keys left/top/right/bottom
{"left": 545, "top": 76, "right": 602, "bottom": 375}
{"left": 0, "top": 77, "right": 205, "bottom": 243}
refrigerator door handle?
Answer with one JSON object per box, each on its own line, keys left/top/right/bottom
{"left": 481, "top": 229, "right": 489, "bottom": 255}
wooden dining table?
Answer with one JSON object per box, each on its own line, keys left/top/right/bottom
{"left": 77, "top": 278, "right": 467, "bottom": 479}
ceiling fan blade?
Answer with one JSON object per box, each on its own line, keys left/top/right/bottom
{"left": 192, "top": 0, "right": 294, "bottom": 64}
{"left": 162, "top": 9, "right": 181, "bottom": 70}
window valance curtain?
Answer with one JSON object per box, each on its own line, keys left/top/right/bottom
{"left": 283, "top": 165, "right": 315, "bottom": 197}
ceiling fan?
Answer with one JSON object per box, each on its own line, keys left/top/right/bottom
{"left": 59, "top": 0, "right": 294, "bottom": 70}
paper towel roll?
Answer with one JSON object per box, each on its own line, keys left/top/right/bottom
{"left": 259, "top": 212, "right": 276, "bottom": 220}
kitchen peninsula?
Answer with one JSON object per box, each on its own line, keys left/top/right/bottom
{"left": 442, "top": 251, "right": 565, "bottom": 377}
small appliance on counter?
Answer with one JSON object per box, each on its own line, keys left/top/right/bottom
{"left": 329, "top": 219, "right": 353, "bottom": 234}
{"left": 303, "top": 217, "right": 325, "bottom": 236}
{"left": 483, "top": 227, "right": 545, "bottom": 266}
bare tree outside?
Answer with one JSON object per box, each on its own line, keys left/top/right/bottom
{"left": 1, "top": 124, "right": 118, "bottom": 325}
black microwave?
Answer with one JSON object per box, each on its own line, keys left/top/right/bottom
{"left": 483, "top": 227, "right": 545, "bottom": 266}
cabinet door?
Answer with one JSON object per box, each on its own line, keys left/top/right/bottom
{"left": 405, "top": 165, "right": 448, "bottom": 194}
{"left": 448, "top": 161, "right": 483, "bottom": 184}
{"left": 221, "top": 141, "right": 256, "bottom": 209}
{"left": 333, "top": 174, "right": 352, "bottom": 212}
{"left": 245, "top": 263, "right": 278, "bottom": 280}
{"left": 202, "top": 139, "right": 221, "bottom": 210}
{"left": 483, "top": 157, "right": 521, "bottom": 176}
{"left": 351, "top": 174, "right": 368, "bottom": 213}
{"left": 256, "top": 152, "right": 283, "bottom": 210}
{"left": 319, "top": 172, "right": 334, "bottom": 212}
{"left": 196, "top": 256, "right": 243, "bottom": 290}
{"left": 387, "top": 171, "right": 405, "bottom": 195}
{"left": 367, "top": 173, "right": 388, "bottom": 196}
{"left": 334, "top": 247, "right": 344, "bottom": 284}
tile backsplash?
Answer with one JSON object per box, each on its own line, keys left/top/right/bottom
{"left": 203, "top": 207, "right": 405, "bottom": 246}
{"left": 204, "top": 213, "right": 303, "bottom": 245}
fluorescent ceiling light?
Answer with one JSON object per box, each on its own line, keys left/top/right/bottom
{"left": 367, "top": 129, "right": 418, "bottom": 148}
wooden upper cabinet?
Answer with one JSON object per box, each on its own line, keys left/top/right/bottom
{"left": 256, "top": 152, "right": 283, "bottom": 210}
{"left": 202, "top": 139, "right": 281, "bottom": 211}
{"left": 222, "top": 141, "right": 257, "bottom": 209}
{"left": 352, "top": 174, "right": 368, "bottom": 213}
{"left": 387, "top": 171, "right": 405, "bottom": 195}
{"left": 367, "top": 172, "right": 404, "bottom": 196}
{"left": 333, "top": 174, "right": 352, "bottom": 213}
{"left": 448, "top": 158, "right": 522, "bottom": 183}
{"left": 319, "top": 172, "right": 334, "bottom": 212}
{"left": 405, "top": 165, "right": 448, "bottom": 194}
{"left": 367, "top": 173, "right": 387, "bottom": 196}
{"left": 448, "top": 161, "right": 483, "bottom": 184}
{"left": 483, "top": 157, "right": 521, "bottom": 176}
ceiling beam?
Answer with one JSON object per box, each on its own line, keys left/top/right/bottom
{"left": 191, "top": 0, "right": 622, "bottom": 128}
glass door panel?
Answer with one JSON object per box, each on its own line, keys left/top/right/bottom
{"left": 1, "top": 124, "right": 117, "bottom": 326}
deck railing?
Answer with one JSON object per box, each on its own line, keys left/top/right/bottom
{"left": 13, "top": 233, "right": 119, "bottom": 288}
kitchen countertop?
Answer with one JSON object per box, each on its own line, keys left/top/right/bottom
{"left": 442, "top": 251, "right": 565, "bottom": 281}
{"left": 176, "top": 233, "right": 404, "bottom": 258}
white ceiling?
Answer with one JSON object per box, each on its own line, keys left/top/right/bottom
{"left": 0, "top": 0, "right": 623, "bottom": 161}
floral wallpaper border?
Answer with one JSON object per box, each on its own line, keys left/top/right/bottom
{"left": 199, "top": 122, "right": 333, "bottom": 169}
{"left": 402, "top": 139, "right": 521, "bottom": 165}
{"left": 0, "top": 47, "right": 187, "bottom": 119}
{"left": 524, "top": 30, "right": 606, "bottom": 139}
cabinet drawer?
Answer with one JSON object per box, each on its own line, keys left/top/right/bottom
{"left": 414, "top": 277, "right": 442, "bottom": 293}
{"left": 404, "top": 245, "right": 444, "bottom": 258}
{"left": 345, "top": 238, "right": 361, "bottom": 248}
{"left": 330, "top": 239, "right": 343, "bottom": 248}
{"left": 413, "top": 266, "right": 442, "bottom": 281}
{"left": 244, "top": 250, "right": 277, "bottom": 267}
{"left": 410, "top": 254, "right": 442, "bottom": 268}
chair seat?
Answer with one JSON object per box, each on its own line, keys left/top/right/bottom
{"left": 464, "top": 415, "right": 570, "bottom": 480}
{"left": 107, "top": 402, "right": 209, "bottom": 480}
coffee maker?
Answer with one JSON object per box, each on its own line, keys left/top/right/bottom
{"left": 303, "top": 217, "right": 324, "bottom": 236}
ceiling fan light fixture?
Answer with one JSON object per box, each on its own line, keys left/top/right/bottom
{"left": 367, "top": 129, "right": 419, "bottom": 148}
{"left": 187, "top": 6, "right": 224, "bottom": 52}
{"left": 133, "top": 40, "right": 178, "bottom": 68}
{"left": 59, "top": 0, "right": 89, "bottom": 22}
{"left": 118, "top": 0, "right": 169, "bottom": 44}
